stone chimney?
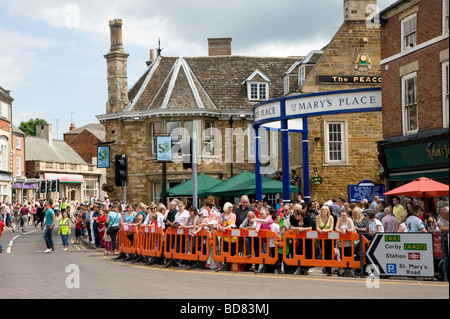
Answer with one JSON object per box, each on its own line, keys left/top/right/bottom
{"left": 104, "top": 18, "right": 130, "bottom": 114}
{"left": 344, "top": 0, "right": 377, "bottom": 21}
{"left": 36, "top": 123, "right": 52, "bottom": 145}
{"left": 208, "top": 38, "right": 232, "bottom": 56}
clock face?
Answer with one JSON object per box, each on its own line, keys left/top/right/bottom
{"left": 360, "top": 55, "right": 367, "bottom": 62}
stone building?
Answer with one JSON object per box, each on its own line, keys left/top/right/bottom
{"left": 97, "top": 19, "right": 299, "bottom": 205}
{"left": 277, "top": 0, "right": 384, "bottom": 202}
{"left": 25, "top": 123, "right": 103, "bottom": 203}
{"left": 377, "top": 0, "right": 449, "bottom": 190}
{"left": 63, "top": 123, "right": 107, "bottom": 200}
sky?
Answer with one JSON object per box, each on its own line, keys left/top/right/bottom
{"left": 0, "top": 0, "right": 397, "bottom": 140}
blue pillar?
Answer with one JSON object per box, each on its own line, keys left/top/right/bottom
{"left": 280, "top": 101, "right": 290, "bottom": 204}
{"left": 254, "top": 126, "right": 262, "bottom": 201}
{"left": 302, "top": 117, "right": 310, "bottom": 202}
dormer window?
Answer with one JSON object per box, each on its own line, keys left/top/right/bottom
{"left": 243, "top": 69, "right": 270, "bottom": 101}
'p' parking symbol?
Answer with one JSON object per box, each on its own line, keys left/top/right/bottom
{"left": 386, "top": 263, "right": 397, "bottom": 274}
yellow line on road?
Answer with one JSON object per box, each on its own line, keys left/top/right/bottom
{"left": 80, "top": 244, "right": 448, "bottom": 289}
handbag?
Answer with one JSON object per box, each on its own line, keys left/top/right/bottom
{"left": 107, "top": 212, "right": 120, "bottom": 235}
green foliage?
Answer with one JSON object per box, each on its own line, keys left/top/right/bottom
{"left": 18, "top": 118, "right": 48, "bottom": 136}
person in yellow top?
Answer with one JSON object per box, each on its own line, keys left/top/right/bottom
{"left": 392, "top": 196, "right": 405, "bottom": 223}
{"left": 316, "top": 205, "right": 335, "bottom": 276}
{"left": 58, "top": 211, "right": 72, "bottom": 251}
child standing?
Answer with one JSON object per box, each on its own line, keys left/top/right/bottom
{"left": 75, "top": 214, "right": 82, "bottom": 245}
{"left": 274, "top": 225, "right": 289, "bottom": 274}
{"left": 104, "top": 225, "right": 112, "bottom": 255}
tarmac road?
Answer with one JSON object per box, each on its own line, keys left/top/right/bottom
{"left": 0, "top": 222, "right": 448, "bottom": 302}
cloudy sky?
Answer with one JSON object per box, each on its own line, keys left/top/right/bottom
{"left": 0, "top": 0, "right": 396, "bottom": 139}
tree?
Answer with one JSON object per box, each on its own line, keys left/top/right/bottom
{"left": 19, "top": 118, "right": 48, "bottom": 136}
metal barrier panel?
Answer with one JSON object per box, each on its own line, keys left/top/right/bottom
{"left": 282, "top": 230, "right": 369, "bottom": 269}
{"left": 164, "top": 227, "right": 211, "bottom": 262}
{"left": 213, "top": 229, "right": 280, "bottom": 266}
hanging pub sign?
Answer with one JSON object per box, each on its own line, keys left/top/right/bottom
{"left": 97, "top": 146, "right": 110, "bottom": 168}
{"left": 156, "top": 135, "right": 172, "bottom": 162}
{"left": 317, "top": 75, "right": 382, "bottom": 84}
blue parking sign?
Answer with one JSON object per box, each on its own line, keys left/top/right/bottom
{"left": 386, "top": 263, "right": 397, "bottom": 274}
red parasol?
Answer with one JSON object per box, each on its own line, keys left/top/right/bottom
{"left": 384, "top": 177, "right": 449, "bottom": 198}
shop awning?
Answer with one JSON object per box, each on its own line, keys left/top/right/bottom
{"left": 388, "top": 169, "right": 449, "bottom": 182}
{"left": 44, "top": 173, "right": 84, "bottom": 183}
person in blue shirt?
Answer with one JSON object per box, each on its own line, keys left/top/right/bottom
{"left": 42, "top": 201, "right": 55, "bottom": 253}
{"left": 106, "top": 202, "right": 122, "bottom": 256}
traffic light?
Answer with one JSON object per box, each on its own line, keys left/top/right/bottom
{"left": 46, "top": 180, "right": 51, "bottom": 193}
{"left": 51, "top": 179, "right": 59, "bottom": 192}
{"left": 40, "top": 180, "right": 47, "bottom": 193}
{"left": 114, "top": 154, "right": 128, "bottom": 187}
{"left": 182, "top": 139, "right": 192, "bottom": 170}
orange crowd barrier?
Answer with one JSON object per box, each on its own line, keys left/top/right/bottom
{"left": 282, "top": 230, "right": 369, "bottom": 270}
{"left": 138, "top": 225, "right": 165, "bottom": 258}
{"left": 213, "top": 229, "right": 281, "bottom": 267}
{"left": 164, "top": 227, "right": 212, "bottom": 262}
{"left": 118, "top": 224, "right": 139, "bottom": 255}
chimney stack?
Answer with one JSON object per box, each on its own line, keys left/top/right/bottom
{"left": 69, "top": 123, "right": 76, "bottom": 131}
{"left": 344, "top": 0, "right": 377, "bottom": 21}
{"left": 208, "top": 38, "right": 232, "bottom": 56}
{"left": 36, "top": 123, "right": 52, "bottom": 145}
{"left": 104, "top": 19, "right": 130, "bottom": 114}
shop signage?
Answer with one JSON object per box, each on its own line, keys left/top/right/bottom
{"left": 285, "top": 89, "right": 381, "bottom": 117}
{"left": 367, "top": 233, "right": 434, "bottom": 277}
{"left": 317, "top": 75, "right": 382, "bottom": 84}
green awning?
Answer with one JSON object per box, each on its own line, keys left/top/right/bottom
{"left": 166, "top": 174, "right": 223, "bottom": 199}
{"left": 389, "top": 169, "right": 449, "bottom": 181}
{"left": 204, "top": 171, "right": 299, "bottom": 197}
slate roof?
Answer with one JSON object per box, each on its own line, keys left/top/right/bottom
{"left": 63, "top": 123, "right": 105, "bottom": 141}
{"left": 126, "top": 55, "right": 299, "bottom": 112}
{"left": 25, "top": 136, "right": 86, "bottom": 164}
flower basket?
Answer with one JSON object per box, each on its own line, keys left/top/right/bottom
{"left": 311, "top": 173, "right": 324, "bottom": 185}
{"left": 102, "top": 183, "right": 116, "bottom": 193}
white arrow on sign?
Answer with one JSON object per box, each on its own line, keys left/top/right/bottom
{"left": 366, "top": 233, "right": 434, "bottom": 277}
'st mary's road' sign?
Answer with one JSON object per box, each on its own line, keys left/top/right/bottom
{"left": 366, "top": 233, "right": 435, "bottom": 277}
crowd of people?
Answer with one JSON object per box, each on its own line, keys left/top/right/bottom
{"left": 1, "top": 194, "right": 448, "bottom": 276}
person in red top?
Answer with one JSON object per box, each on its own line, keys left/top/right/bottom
{"left": 0, "top": 219, "right": 12, "bottom": 252}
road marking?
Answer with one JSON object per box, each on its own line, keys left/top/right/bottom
{"left": 6, "top": 230, "right": 39, "bottom": 253}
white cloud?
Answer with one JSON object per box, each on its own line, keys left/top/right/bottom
{"left": 0, "top": 27, "right": 57, "bottom": 89}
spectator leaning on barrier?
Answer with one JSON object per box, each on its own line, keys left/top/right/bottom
{"left": 316, "top": 205, "right": 334, "bottom": 276}
{"left": 438, "top": 206, "right": 449, "bottom": 233}
{"left": 381, "top": 207, "right": 399, "bottom": 233}
{"left": 290, "top": 204, "right": 312, "bottom": 275}
{"left": 235, "top": 195, "right": 255, "bottom": 229}
{"left": 352, "top": 207, "right": 369, "bottom": 233}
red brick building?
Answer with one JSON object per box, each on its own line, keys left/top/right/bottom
{"left": 377, "top": 0, "right": 449, "bottom": 196}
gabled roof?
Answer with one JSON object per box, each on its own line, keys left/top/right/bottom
{"left": 25, "top": 136, "right": 86, "bottom": 164}
{"left": 125, "top": 55, "right": 297, "bottom": 112}
{"left": 241, "top": 69, "right": 271, "bottom": 84}
{"left": 63, "top": 123, "right": 105, "bottom": 141}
